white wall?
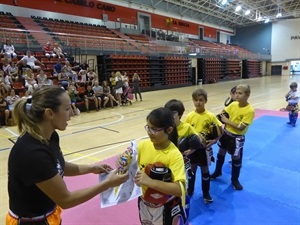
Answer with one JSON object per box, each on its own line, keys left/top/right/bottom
{"left": 271, "top": 18, "right": 300, "bottom": 62}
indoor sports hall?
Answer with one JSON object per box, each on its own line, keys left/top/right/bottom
{"left": 0, "top": 1, "right": 299, "bottom": 225}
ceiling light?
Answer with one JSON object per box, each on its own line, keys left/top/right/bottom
{"left": 265, "top": 18, "right": 270, "bottom": 23}
{"left": 245, "top": 10, "right": 250, "bottom": 15}
{"left": 235, "top": 5, "right": 241, "bottom": 12}
{"left": 276, "top": 13, "right": 282, "bottom": 18}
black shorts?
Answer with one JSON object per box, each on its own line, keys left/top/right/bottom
{"left": 96, "top": 94, "right": 107, "bottom": 100}
{"left": 188, "top": 147, "right": 208, "bottom": 166}
{"left": 218, "top": 130, "right": 245, "bottom": 156}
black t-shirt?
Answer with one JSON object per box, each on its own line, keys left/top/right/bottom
{"left": 8, "top": 131, "right": 65, "bottom": 217}
{"left": 0, "top": 99, "right": 8, "bottom": 112}
{"left": 85, "top": 89, "right": 94, "bottom": 98}
{"left": 80, "top": 63, "right": 89, "bottom": 70}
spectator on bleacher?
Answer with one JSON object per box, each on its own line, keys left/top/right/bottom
{"left": 87, "top": 69, "right": 97, "bottom": 86}
{"left": 102, "top": 80, "right": 119, "bottom": 108}
{"left": 9, "top": 61, "right": 19, "bottom": 83}
{"left": 0, "top": 70, "right": 11, "bottom": 95}
{"left": 21, "top": 90, "right": 32, "bottom": 99}
{"left": 18, "top": 59, "right": 32, "bottom": 86}
{"left": 24, "top": 68, "right": 38, "bottom": 94}
{"left": 2, "top": 39, "right": 17, "bottom": 59}
{"left": 84, "top": 85, "right": 98, "bottom": 112}
{"left": 5, "top": 89, "right": 19, "bottom": 112}
{"left": 79, "top": 59, "right": 89, "bottom": 71}
{"left": 58, "top": 67, "right": 70, "bottom": 90}
{"left": 53, "top": 58, "right": 62, "bottom": 76}
{"left": 36, "top": 69, "right": 52, "bottom": 87}
{"left": 2, "top": 58, "right": 12, "bottom": 84}
{"left": 67, "top": 84, "right": 80, "bottom": 116}
{"left": 0, "top": 93, "right": 10, "bottom": 127}
{"left": 19, "top": 51, "right": 44, "bottom": 70}
{"left": 93, "top": 81, "right": 108, "bottom": 109}
{"left": 78, "top": 69, "right": 87, "bottom": 84}
{"left": 53, "top": 42, "right": 64, "bottom": 58}
{"left": 63, "top": 61, "right": 77, "bottom": 82}
{"left": 44, "top": 42, "right": 56, "bottom": 58}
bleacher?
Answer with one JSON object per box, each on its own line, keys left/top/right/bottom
{"left": 33, "top": 17, "right": 137, "bottom": 52}
{"left": 189, "top": 39, "right": 258, "bottom": 59}
{"left": 0, "top": 12, "right": 39, "bottom": 47}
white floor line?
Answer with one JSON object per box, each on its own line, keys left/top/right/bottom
{"left": 4, "top": 127, "right": 18, "bottom": 137}
{"left": 68, "top": 136, "right": 147, "bottom": 162}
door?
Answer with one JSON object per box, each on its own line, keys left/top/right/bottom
{"left": 271, "top": 65, "right": 282, "bottom": 75}
{"left": 138, "top": 13, "right": 151, "bottom": 37}
{"left": 199, "top": 27, "right": 204, "bottom": 40}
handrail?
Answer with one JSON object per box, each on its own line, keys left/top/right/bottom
{"left": 0, "top": 27, "right": 269, "bottom": 60}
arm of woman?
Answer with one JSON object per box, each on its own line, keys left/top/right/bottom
{"left": 64, "top": 161, "right": 112, "bottom": 176}
{"left": 36, "top": 170, "right": 128, "bottom": 209}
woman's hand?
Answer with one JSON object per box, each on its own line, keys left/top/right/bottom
{"left": 106, "top": 170, "right": 129, "bottom": 188}
{"left": 90, "top": 164, "right": 113, "bottom": 174}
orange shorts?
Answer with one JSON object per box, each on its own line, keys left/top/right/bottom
{"left": 6, "top": 206, "right": 62, "bottom": 225}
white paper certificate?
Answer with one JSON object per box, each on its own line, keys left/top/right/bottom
{"left": 99, "top": 141, "right": 142, "bottom": 208}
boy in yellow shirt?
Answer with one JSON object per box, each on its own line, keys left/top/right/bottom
{"left": 185, "top": 89, "right": 223, "bottom": 203}
{"left": 211, "top": 84, "right": 255, "bottom": 190}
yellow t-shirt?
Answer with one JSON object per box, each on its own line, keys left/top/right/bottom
{"left": 137, "top": 139, "right": 186, "bottom": 196}
{"left": 224, "top": 101, "right": 255, "bottom": 135}
{"left": 110, "top": 77, "right": 116, "bottom": 86}
{"left": 184, "top": 110, "right": 222, "bottom": 135}
{"left": 177, "top": 121, "right": 198, "bottom": 139}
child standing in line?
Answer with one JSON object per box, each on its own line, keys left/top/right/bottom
{"left": 285, "top": 82, "right": 299, "bottom": 127}
{"left": 184, "top": 89, "right": 223, "bottom": 203}
{"left": 118, "top": 107, "right": 187, "bottom": 225}
{"left": 210, "top": 84, "right": 255, "bottom": 190}
{"left": 164, "top": 99, "right": 206, "bottom": 221}
{"left": 221, "top": 86, "right": 237, "bottom": 165}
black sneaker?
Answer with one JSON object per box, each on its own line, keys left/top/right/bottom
{"left": 210, "top": 172, "right": 222, "bottom": 180}
{"left": 232, "top": 179, "right": 243, "bottom": 190}
{"left": 203, "top": 192, "right": 213, "bottom": 204}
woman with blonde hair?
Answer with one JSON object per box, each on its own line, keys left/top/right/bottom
{"left": 6, "top": 86, "right": 128, "bottom": 225}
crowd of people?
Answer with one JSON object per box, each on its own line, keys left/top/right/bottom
{"left": 0, "top": 39, "right": 144, "bottom": 126}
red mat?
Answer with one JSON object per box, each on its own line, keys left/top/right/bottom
{"left": 62, "top": 156, "right": 140, "bottom": 225}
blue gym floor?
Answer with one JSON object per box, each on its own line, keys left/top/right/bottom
{"left": 188, "top": 115, "right": 300, "bottom": 225}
